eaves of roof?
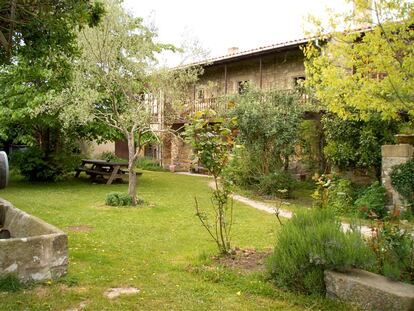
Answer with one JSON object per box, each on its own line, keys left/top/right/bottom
{"left": 182, "top": 26, "right": 372, "bottom": 68}
{"left": 196, "top": 36, "right": 312, "bottom": 67}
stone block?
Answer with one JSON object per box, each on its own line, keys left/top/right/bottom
{"left": 325, "top": 269, "right": 414, "bottom": 311}
{"left": 0, "top": 199, "right": 68, "bottom": 282}
{"left": 382, "top": 144, "right": 413, "bottom": 158}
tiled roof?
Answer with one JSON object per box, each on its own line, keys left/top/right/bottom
{"left": 201, "top": 36, "right": 312, "bottom": 65}
{"left": 185, "top": 26, "right": 372, "bottom": 67}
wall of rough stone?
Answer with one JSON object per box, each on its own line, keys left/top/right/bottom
{"left": 79, "top": 140, "right": 115, "bottom": 158}
{"left": 170, "top": 135, "right": 193, "bottom": 171}
{"left": 196, "top": 49, "right": 304, "bottom": 98}
{"left": 381, "top": 144, "right": 413, "bottom": 208}
{"left": 0, "top": 199, "right": 68, "bottom": 282}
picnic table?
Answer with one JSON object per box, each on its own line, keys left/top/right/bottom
{"left": 75, "top": 159, "right": 141, "bottom": 185}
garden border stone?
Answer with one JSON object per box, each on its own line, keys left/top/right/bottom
{"left": 325, "top": 269, "right": 414, "bottom": 311}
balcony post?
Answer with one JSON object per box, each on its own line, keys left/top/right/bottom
{"left": 259, "top": 57, "right": 263, "bottom": 89}
{"left": 224, "top": 64, "right": 228, "bottom": 95}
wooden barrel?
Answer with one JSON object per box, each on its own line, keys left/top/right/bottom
{"left": 0, "top": 151, "right": 9, "bottom": 189}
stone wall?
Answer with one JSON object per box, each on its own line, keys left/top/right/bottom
{"left": 0, "top": 199, "right": 68, "bottom": 282}
{"left": 170, "top": 135, "right": 193, "bottom": 171}
{"left": 196, "top": 49, "right": 304, "bottom": 97}
{"left": 381, "top": 144, "right": 413, "bottom": 208}
{"left": 79, "top": 140, "right": 115, "bottom": 158}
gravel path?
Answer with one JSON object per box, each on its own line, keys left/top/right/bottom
{"left": 203, "top": 178, "right": 373, "bottom": 237}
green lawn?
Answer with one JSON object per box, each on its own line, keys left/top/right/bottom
{"left": 0, "top": 172, "right": 354, "bottom": 310}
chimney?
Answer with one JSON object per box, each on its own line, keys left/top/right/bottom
{"left": 227, "top": 47, "right": 239, "bottom": 55}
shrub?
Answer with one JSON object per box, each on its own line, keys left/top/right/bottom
{"left": 267, "top": 209, "right": 375, "bottom": 295}
{"left": 255, "top": 171, "right": 296, "bottom": 198}
{"left": 136, "top": 157, "right": 166, "bottom": 171}
{"left": 322, "top": 115, "right": 398, "bottom": 175}
{"left": 311, "top": 173, "right": 337, "bottom": 208}
{"left": 105, "top": 192, "right": 142, "bottom": 207}
{"left": 99, "top": 151, "right": 123, "bottom": 162}
{"left": 370, "top": 220, "right": 414, "bottom": 284}
{"left": 222, "top": 147, "right": 255, "bottom": 188}
{"left": 354, "top": 182, "right": 388, "bottom": 219}
{"left": 326, "top": 179, "right": 355, "bottom": 215}
{"left": 390, "top": 159, "right": 414, "bottom": 210}
{"left": 11, "top": 147, "right": 81, "bottom": 181}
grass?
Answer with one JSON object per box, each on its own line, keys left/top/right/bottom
{"left": 0, "top": 274, "right": 26, "bottom": 292}
{"left": 0, "top": 172, "right": 354, "bottom": 310}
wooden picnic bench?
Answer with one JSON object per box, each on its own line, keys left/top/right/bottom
{"left": 75, "top": 159, "right": 142, "bottom": 185}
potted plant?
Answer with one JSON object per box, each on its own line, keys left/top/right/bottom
{"left": 395, "top": 121, "right": 414, "bottom": 145}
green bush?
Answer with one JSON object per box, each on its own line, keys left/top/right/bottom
{"left": 326, "top": 179, "right": 355, "bottom": 215}
{"left": 222, "top": 147, "right": 254, "bottom": 188}
{"left": 11, "top": 147, "right": 81, "bottom": 181}
{"left": 99, "top": 151, "right": 123, "bottom": 163}
{"left": 136, "top": 157, "right": 166, "bottom": 171}
{"left": 255, "top": 171, "right": 296, "bottom": 198}
{"left": 267, "top": 209, "right": 375, "bottom": 295}
{"left": 354, "top": 182, "right": 388, "bottom": 219}
{"left": 390, "top": 159, "right": 414, "bottom": 209}
{"left": 105, "top": 192, "right": 142, "bottom": 207}
{"left": 370, "top": 221, "right": 414, "bottom": 284}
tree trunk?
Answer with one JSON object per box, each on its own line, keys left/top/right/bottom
{"left": 315, "top": 113, "right": 328, "bottom": 173}
{"left": 283, "top": 154, "right": 289, "bottom": 171}
{"left": 127, "top": 133, "right": 138, "bottom": 205}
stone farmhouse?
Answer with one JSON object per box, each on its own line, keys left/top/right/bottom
{"left": 159, "top": 37, "right": 312, "bottom": 172}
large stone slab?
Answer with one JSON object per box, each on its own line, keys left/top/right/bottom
{"left": 0, "top": 198, "right": 68, "bottom": 282}
{"left": 325, "top": 269, "right": 414, "bottom": 311}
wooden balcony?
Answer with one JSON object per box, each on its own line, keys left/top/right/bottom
{"left": 164, "top": 90, "right": 311, "bottom": 125}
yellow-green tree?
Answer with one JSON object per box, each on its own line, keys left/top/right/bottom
{"left": 304, "top": 0, "right": 414, "bottom": 120}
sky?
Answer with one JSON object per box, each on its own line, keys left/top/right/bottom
{"left": 123, "top": 0, "right": 350, "bottom": 65}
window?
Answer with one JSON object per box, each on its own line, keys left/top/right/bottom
{"left": 238, "top": 81, "right": 248, "bottom": 94}
{"left": 144, "top": 144, "right": 158, "bottom": 159}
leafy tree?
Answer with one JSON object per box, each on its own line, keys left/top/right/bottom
{"left": 304, "top": 0, "right": 414, "bottom": 120}
{"left": 322, "top": 114, "right": 398, "bottom": 176}
{"left": 0, "top": 0, "right": 104, "bottom": 179}
{"left": 53, "top": 0, "right": 200, "bottom": 204}
{"left": 228, "top": 86, "right": 303, "bottom": 176}
{"left": 0, "top": 0, "right": 103, "bottom": 64}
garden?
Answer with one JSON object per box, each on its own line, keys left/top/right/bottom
{"left": 0, "top": 0, "right": 414, "bottom": 310}
{"left": 0, "top": 172, "right": 354, "bottom": 310}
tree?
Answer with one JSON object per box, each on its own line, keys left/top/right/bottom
{"left": 0, "top": 0, "right": 103, "bottom": 64}
{"left": 229, "top": 87, "right": 303, "bottom": 174}
{"left": 304, "top": 0, "right": 414, "bottom": 120}
{"left": 0, "top": 1, "right": 104, "bottom": 180}
{"left": 322, "top": 113, "right": 398, "bottom": 177}
{"left": 54, "top": 0, "right": 200, "bottom": 204}
{"left": 185, "top": 110, "right": 237, "bottom": 254}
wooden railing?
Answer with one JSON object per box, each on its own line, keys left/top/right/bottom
{"left": 164, "top": 89, "right": 312, "bottom": 124}
{"left": 192, "top": 98, "right": 221, "bottom": 114}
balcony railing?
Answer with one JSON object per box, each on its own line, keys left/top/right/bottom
{"left": 163, "top": 89, "right": 311, "bottom": 124}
